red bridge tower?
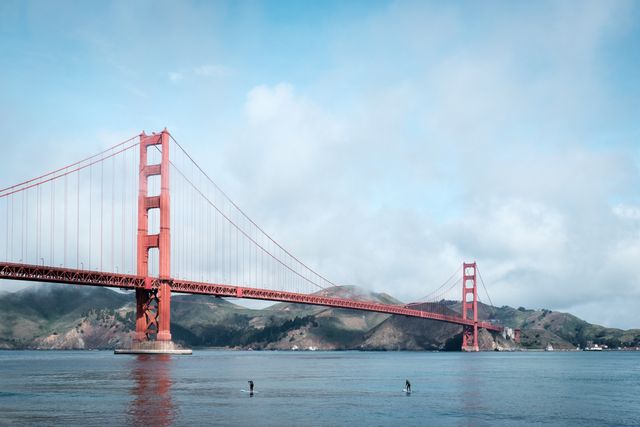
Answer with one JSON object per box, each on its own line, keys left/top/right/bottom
{"left": 132, "top": 129, "right": 180, "bottom": 352}
{"left": 461, "top": 262, "right": 479, "bottom": 351}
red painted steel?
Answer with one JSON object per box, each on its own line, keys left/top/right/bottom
{"left": 0, "top": 262, "right": 502, "bottom": 332}
{"left": 0, "top": 128, "right": 505, "bottom": 351}
{"left": 461, "top": 262, "right": 480, "bottom": 351}
{"left": 0, "top": 262, "right": 142, "bottom": 289}
{"left": 136, "top": 130, "right": 172, "bottom": 342}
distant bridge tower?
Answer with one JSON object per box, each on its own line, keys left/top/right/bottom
{"left": 461, "top": 262, "right": 479, "bottom": 351}
{"left": 135, "top": 130, "right": 172, "bottom": 346}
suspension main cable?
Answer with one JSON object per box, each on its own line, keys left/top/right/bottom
{"left": 168, "top": 134, "right": 338, "bottom": 289}
{"left": 0, "top": 135, "right": 139, "bottom": 194}
{"left": 476, "top": 266, "right": 495, "bottom": 308}
{"left": 429, "top": 277, "right": 461, "bottom": 303}
{"left": 0, "top": 142, "right": 140, "bottom": 199}
{"left": 168, "top": 158, "right": 326, "bottom": 291}
{"left": 418, "top": 264, "right": 462, "bottom": 302}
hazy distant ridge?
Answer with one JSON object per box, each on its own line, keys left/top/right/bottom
{"left": 0, "top": 284, "right": 638, "bottom": 351}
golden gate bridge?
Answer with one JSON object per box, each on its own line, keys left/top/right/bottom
{"left": 0, "top": 129, "right": 504, "bottom": 353}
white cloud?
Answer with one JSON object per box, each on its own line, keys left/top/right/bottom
{"left": 167, "top": 65, "right": 229, "bottom": 83}
{"left": 193, "top": 64, "right": 229, "bottom": 77}
{"left": 613, "top": 204, "right": 640, "bottom": 220}
{"left": 220, "top": 40, "right": 640, "bottom": 329}
{"left": 83, "top": 1, "right": 640, "bottom": 329}
{"left": 168, "top": 71, "right": 183, "bottom": 82}
{"left": 2, "top": 1, "right": 638, "bottom": 330}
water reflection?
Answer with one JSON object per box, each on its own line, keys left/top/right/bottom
{"left": 458, "top": 356, "right": 485, "bottom": 415}
{"left": 128, "top": 355, "right": 176, "bottom": 427}
{"left": 460, "top": 374, "right": 483, "bottom": 412}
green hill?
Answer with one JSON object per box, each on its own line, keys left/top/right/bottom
{"left": 489, "top": 305, "right": 640, "bottom": 349}
{"left": 0, "top": 284, "right": 638, "bottom": 351}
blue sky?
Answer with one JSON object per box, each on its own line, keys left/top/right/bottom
{"left": 1, "top": 1, "right": 640, "bottom": 328}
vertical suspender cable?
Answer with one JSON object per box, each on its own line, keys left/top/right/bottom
{"left": 207, "top": 185, "right": 210, "bottom": 282}
{"left": 25, "top": 192, "right": 28, "bottom": 262}
{"left": 22, "top": 190, "right": 31, "bottom": 262}
{"left": 215, "top": 188, "right": 218, "bottom": 282}
{"left": 35, "top": 186, "right": 38, "bottom": 263}
{"left": 76, "top": 171, "right": 80, "bottom": 268}
{"left": 100, "top": 159, "right": 104, "bottom": 271}
{"left": 111, "top": 155, "right": 115, "bottom": 272}
{"left": 4, "top": 196, "right": 8, "bottom": 260}
{"left": 121, "top": 151, "right": 125, "bottom": 273}
{"left": 131, "top": 151, "right": 134, "bottom": 273}
{"left": 235, "top": 214, "right": 238, "bottom": 284}
{"left": 190, "top": 161, "right": 194, "bottom": 279}
{"left": 64, "top": 172, "right": 68, "bottom": 266}
{"left": 243, "top": 220, "right": 246, "bottom": 285}
{"left": 51, "top": 179, "right": 55, "bottom": 265}
{"left": 9, "top": 195, "right": 14, "bottom": 262}
{"left": 8, "top": 195, "right": 12, "bottom": 261}
{"left": 89, "top": 165, "right": 92, "bottom": 269}
{"left": 20, "top": 192, "right": 24, "bottom": 261}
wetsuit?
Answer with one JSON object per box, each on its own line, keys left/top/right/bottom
{"left": 405, "top": 380, "right": 411, "bottom": 392}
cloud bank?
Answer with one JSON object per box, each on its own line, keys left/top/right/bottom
{"left": 212, "top": 2, "right": 640, "bottom": 328}
{"left": 1, "top": 1, "right": 638, "bottom": 328}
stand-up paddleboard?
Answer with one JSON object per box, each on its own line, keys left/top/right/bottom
{"left": 403, "top": 388, "right": 412, "bottom": 394}
{"left": 241, "top": 389, "right": 258, "bottom": 394}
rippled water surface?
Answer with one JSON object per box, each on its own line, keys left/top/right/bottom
{"left": 0, "top": 350, "right": 638, "bottom": 426}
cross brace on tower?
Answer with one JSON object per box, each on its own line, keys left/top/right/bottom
{"left": 461, "top": 262, "right": 479, "bottom": 351}
{"left": 135, "top": 130, "right": 172, "bottom": 343}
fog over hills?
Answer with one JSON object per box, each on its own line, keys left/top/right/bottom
{"left": 0, "top": 284, "right": 638, "bottom": 351}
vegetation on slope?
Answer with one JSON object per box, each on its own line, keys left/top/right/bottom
{"left": 0, "top": 284, "right": 638, "bottom": 351}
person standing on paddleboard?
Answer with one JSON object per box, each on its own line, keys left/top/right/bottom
{"left": 405, "top": 379, "right": 411, "bottom": 393}
{"left": 248, "top": 380, "right": 254, "bottom": 394}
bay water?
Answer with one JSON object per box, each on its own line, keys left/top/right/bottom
{"left": 0, "top": 350, "right": 638, "bottom": 426}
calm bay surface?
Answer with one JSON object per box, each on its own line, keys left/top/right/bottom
{"left": 0, "top": 350, "right": 638, "bottom": 426}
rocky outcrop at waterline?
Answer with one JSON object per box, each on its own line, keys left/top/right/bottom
{"left": 0, "top": 284, "right": 637, "bottom": 351}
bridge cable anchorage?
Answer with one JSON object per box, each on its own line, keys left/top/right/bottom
{"left": 168, "top": 134, "right": 337, "bottom": 289}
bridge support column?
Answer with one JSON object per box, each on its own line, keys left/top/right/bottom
{"left": 156, "top": 282, "right": 172, "bottom": 341}
{"left": 461, "top": 262, "right": 479, "bottom": 352}
{"left": 135, "top": 285, "right": 158, "bottom": 341}
{"left": 117, "top": 129, "right": 190, "bottom": 355}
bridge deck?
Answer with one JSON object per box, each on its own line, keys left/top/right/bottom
{"left": 0, "top": 262, "right": 501, "bottom": 332}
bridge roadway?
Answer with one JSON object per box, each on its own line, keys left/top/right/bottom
{"left": 0, "top": 262, "right": 501, "bottom": 332}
